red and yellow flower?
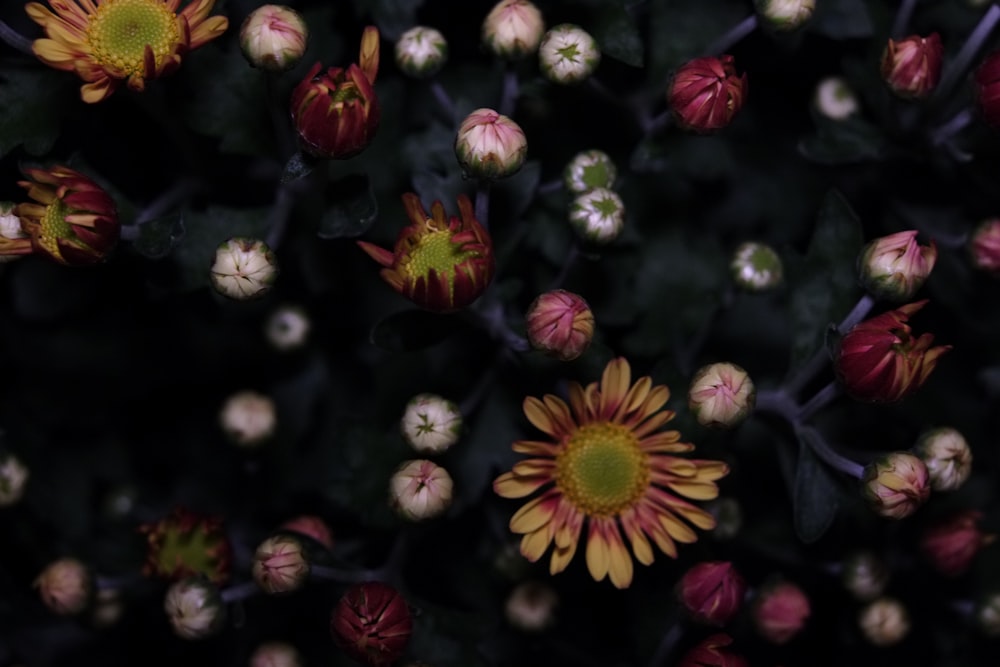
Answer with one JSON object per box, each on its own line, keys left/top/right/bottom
{"left": 493, "top": 358, "right": 729, "bottom": 589}
{"left": 358, "top": 193, "right": 494, "bottom": 313}
{"left": 25, "top": 0, "right": 229, "bottom": 103}
{"left": 139, "top": 508, "right": 232, "bottom": 584}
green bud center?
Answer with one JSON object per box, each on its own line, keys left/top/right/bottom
{"left": 401, "top": 227, "right": 478, "bottom": 297}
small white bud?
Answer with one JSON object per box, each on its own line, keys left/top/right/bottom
{"left": 401, "top": 393, "right": 462, "bottom": 454}
{"left": 505, "top": 580, "right": 558, "bottom": 632}
{"left": 568, "top": 187, "right": 625, "bottom": 244}
{"left": 814, "top": 76, "right": 859, "bottom": 121}
{"left": 858, "top": 597, "right": 910, "bottom": 646}
{"left": 389, "top": 459, "right": 454, "bottom": 521}
{"left": 220, "top": 390, "right": 277, "bottom": 447}
{"left": 264, "top": 305, "right": 311, "bottom": 351}
{"left": 164, "top": 577, "right": 226, "bottom": 640}
{"left": 0, "top": 452, "right": 29, "bottom": 506}
{"left": 482, "top": 0, "right": 545, "bottom": 60}
{"left": 538, "top": 24, "right": 601, "bottom": 85}
{"left": 210, "top": 237, "right": 279, "bottom": 300}
{"left": 395, "top": 26, "right": 448, "bottom": 78}
{"left": 563, "top": 150, "right": 617, "bottom": 194}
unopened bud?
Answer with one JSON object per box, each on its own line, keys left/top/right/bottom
{"left": 568, "top": 187, "right": 625, "bottom": 244}
{"left": 389, "top": 459, "right": 453, "bottom": 520}
{"left": 240, "top": 5, "right": 308, "bottom": 72}
{"left": 881, "top": 33, "right": 943, "bottom": 100}
{"left": 859, "top": 598, "right": 910, "bottom": 646}
{"left": 401, "top": 394, "right": 462, "bottom": 454}
{"left": 505, "top": 580, "right": 558, "bottom": 632}
{"left": 265, "top": 305, "right": 311, "bottom": 351}
{"left": 688, "top": 362, "right": 756, "bottom": 429}
{"left": 677, "top": 561, "right": 747, "bottom": 626}
{"left": 751, "top": 579, "right": 810, "bottom": 645}
{"left": 251, "top": 642, "right": 303, "bottom": 667}
{"left": 841, "top": 550, "right": 890, "bottom": 601}
{"left": 164, "top": 577, "right": 226, "bottom": 639}
{"left": 968, "top": 218, "right": 1000, "bottom": 276}
{"left": 920, "top": 510, "right": 995, "bottom": 576}
{"left": 857, "top": 230, "right": 936, "bottom": 302}
{"left": 395, "top": 26, "right": 448, "bottom": 78}
{"left": 330, "top": 582, "right": 413, "bottom": 667}
{"left": 861, "top": 452, "right": 930, "bottom": 519}
{"left": 455, "top": 108, "right": 527, "bottom": 180}
{"left": 813, "top": 76, "right": 859, "bottom": 121}
{"left": 210, "top": 238, "right": 279, "bottom": 300}
{"left": 755, "top": 0, "right": 815, "bottom": 31}
{"left": 253, "top": 535, "right": 310, "bottom": 594}
{"left": 563, "top": 150, "right": 617, "bottom": 194}
{"left": 977, "top": 592, "right": 1000, "bottom": 637}
{"left": 0, "top": 452, "right": 29, "bottom": 506}
{"left": 35, "top": 558, "right": 92, "bottom": 615}
{"left": 280, "top": 515, "right": 333, "bottom": 550}
{"left": 0, "top": 201, "right": 28, "bottom": 264}
{"left": 90, "top": 588, "right": 125, "bottom": 629}
{"left": 915, "top": 427, "right": 972, "bottom": 492}
{"left": 482, "top": 0, "right": 545, "bottom": 60}
{"left": 220, "top": 390, "right": 277, "bottom": 447}
{"left": 525, "top": 290, "right": 594, "bottom": 361}
{"left": 730, "top": 242, "right": 783, "bottom": 292}
{"left": 538, "top": 24, "right": 601, "bottom": 85}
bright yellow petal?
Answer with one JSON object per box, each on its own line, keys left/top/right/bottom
{"left": 542, "top": 394, "right": 576, "bottom": 437}
{"left": 509, "top": 492, "right": 557, "bottom": 534}
{"left": 599, "top": 358, "right": 631, "bottom": 418}
{"left": 520, "top": 527, "right": 552, "bottom": 562}
{"left": 691, "top": 460, "right": 730, "bottom": 482}
{"left": 585, "top": 520, "right": 610, "bottom": 581}
{"left": 523, "top": 396, "right": 558, "bottom": 437}
{"left": 605, "top": 525, "right": 634, "bottom": 589}
{"left": 665, "top": 479, "right": 720, "bottom": 501}
{"left": 493, "top": 472, "right": 548, "bottom": 499}
{"left": 32, "top": 38, "right": 84, "bottom": 69}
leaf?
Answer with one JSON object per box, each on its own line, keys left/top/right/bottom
{"left": 793, "top": 429, "right": 840, "bottom": 543}
{"left": 318, "top": 174, "right": 378, "bottom": 239}
{"left": 450, "top": 384, "right": 521, "bottom": 510}
{"left": 589, "top": 2, "right": 644, "bottom": 68}
{"left": 370, "top": 309, "right": 465, "bottom": 352}
{"left": 130, "top": 214, "right": 186, "bottom": 259}
{"left": 0, "top": 61, "right": 73, "bottom": 158}
{"left": 492, "top": 160, "right": 541, "bottom": 224}
{"left": 809, "top": 0, "right": 874, "bottom": 39}
{"left": 281, "top": 151, "right": 320, "bottom": 184}
{"left": 354, "top": 0, "right": 426, "bottom": 40}
{"left": 170, "top": 206, "right": 272, "bottom": 292}
{"left": 647, "top": 0, "right": 747, "bottom": 83}
{"left": 798, "top": 116, "right": 888, "bottom": 165}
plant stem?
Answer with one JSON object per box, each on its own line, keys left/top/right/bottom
{"left": 134, "top": 179, "right": 200, "bottom": 225}
{"left": 837, "top": 293, "right": 876, "bottom": 334}
{"left": 755, "top": 388, "right": 800, "bottom": 422}
{"left": 475, "top": 181, "right": 491, "bottom": 229}
{"left": 646, "top": 621, "right": 684, "bottom": 667}
{"left": 548, "top": 244, "right": 580, "bottom": 290}
{"left": 890, "top": 0, "right": 918, "bottom": 39}
{"left": 0, "top": 20, "right": 33, "bottom": 56}
{"left": 797, "top": 380, "right": 841, "bottom": 422}
{"left": 931, "top": 107, "right": 975, "bottom": 146}
{"left": 796, "top": 424, "right": 865, "bottom": 478}
{"left": 499, "top": 67, "right": 519, "bottom": 117}
{"left": 265, "top": 184, "right": 297, "bottom": 248}
{"left": 935, "top": 4, "right": 1000, "bottom": 103}
{"left": 783, "top": 294, "right": 873, "bottom": 396}
{"left": 707, "top": 15, "right": 758, "bottom": 56}
{"left": 537, "top": 179, "right": 562, "bottom": 195}
{"left": 220, "top": 581, "right": 260, "bottom": 603}
{"left": 430, "top": 81, "right": 457, "bottom": 123}
{"left": 265, "top": 73, "right": 295, "bottom": 159}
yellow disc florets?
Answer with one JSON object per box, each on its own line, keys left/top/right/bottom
{"left": 86, "top": 0, "right": 181, "bottom": 78}
{"left": 555, "top": 422, "right": 650, "bottom": 517}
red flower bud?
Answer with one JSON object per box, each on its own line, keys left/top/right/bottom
{"left": 834, "top": 300, "right": 950, "bottom": 403}
{"left": 331, "top": 582, "right": 412, "bottom": 667}
{"left": 751, "top": 579, "right": 810, "bottom": 645}
{"left": 920, "top": 510, "right": 996, "bottom": 576}
{"left": 290, "top": 27, "right": 380, "bottom": 159}
{"left": 880, "top": 33, "right": 943, "bottom": 99}
{"left": 677, "top": 633, "right": 748, "bottom": 667}
{"left": 975, "top": 50, "right": 1000, "bottom": 128}
{"left": 668, "top": 55, "right": 747, "bottom": 133}
{"left": 677, "top": 561, "right": 747, "bottom": 626}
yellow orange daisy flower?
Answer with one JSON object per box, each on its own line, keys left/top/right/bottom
{"left": 25, "top": 0, "right": 229, "bottom": 103}
{"left": 493, "top": 358, "right": 729, "bottom": 589}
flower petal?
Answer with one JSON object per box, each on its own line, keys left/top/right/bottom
{"left": 523, "top": 396, "right": 559, "bottom": 437}
{"left": 520, "top": 527, "right": 552, "bottom": 562}
{"left": 509, "top": 490, "right": 559, "bottom": 533}
{"left": 585, "top": 519, "right": 610, "bottom": 582}
{"left": 512, "top": 440, "right": 560, "bottom": 456}
{"left": 493, "top": 472, "right": 548, "bottom": 499}
{"left": 599, "top": 357, "right": 631, "bottom": 418}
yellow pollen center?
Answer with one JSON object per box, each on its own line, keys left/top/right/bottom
{"left": 400, "top": 226, "right": 478, "bottom": 293}
{"left": 39, "top": 200, "right": 72, "bottom": 256}
{"left": 86, "top": 0, "right": 181, "bottom": 78}
{"left": 555, "top": 422, "right": 649, "bottom": 518}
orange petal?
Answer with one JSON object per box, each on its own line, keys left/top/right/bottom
{"left": 542, "top": 394, "right": 576, "bottom": 437}
{"left": 658, "top": 511, "right": 698, "bottom": 543}
{"left": 493, "top": 472, "right": 548, "bottom": 499}
{"left": 512, "top": 459, "right": 555, "bottom": 476}
{"left": 359, "top": 25, "right": 380, "bottom": 84}
{"left": 639, "top": 432, "right": 691, "bottom": 453}
{"left": 599, "top": 358, "right": 631, "bottom": 418}
{"left": 523, "top": 396, "right": 559, "bottom": 437}
{"left": 512, "top": 440, "right": 560, "bottom": 456}
{"left": 585, "top": 519, "right": 610, "bottom": 581}
{"left": 604, "top": 522, "right": 634, "bottom": 589}
{"left": 80, "top": 77, "right": 115, "bottom": 103}
{"left": 665, "top": 479, "right": 720, "bottom": 501}
{"left": 520, "top": 527, "right": 552, "bottom": 562}
{"left": 621, "top": 509, "right": 654, "bottom": 566}
{"left": 509, "top": 491, "right": 558, "bottom": 533}
{"left": 632, "top": 411, "right": 673, "bottom": 438}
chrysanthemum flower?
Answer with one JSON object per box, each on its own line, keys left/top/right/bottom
{"left": 25, "top": 0, "right": 229, "bottom": 103}
{"left": 493, "top": 358, "right": 729, "bottom": 588}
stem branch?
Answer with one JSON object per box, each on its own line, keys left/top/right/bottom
{"left": 935, "top": 4, "right": 1000, "bottom": 103}
{"left": 0, "top": 20, "right": 33, "bottom": 56}
{"left": 796, "top": 425, "right": 865, "bottom": 478}
{"left": 707, "top": 15, "right": 758, "bottom": 56}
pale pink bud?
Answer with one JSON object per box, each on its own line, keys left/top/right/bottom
{"left": 220, "top": 390, "right": 277, "bottom": 447}
{"left": 482, "top": 0, "right": 545, "bottom": 60}
{"left": 455, "top": 108, "right": 527, "bottom": 180}
{"left": 210, "top": 238, "right": 279, "bottom": 300}
{"left": 968, "top": 218, "right": 1000, "bottom": 276}
{"left": 755, "top": 0, "right": 815, "bottom": 31}
{"left": 505, "top": 580, "right": 558, "bottom": 632}
{"left": 525, "top": 290, "right": 594, "bottom": 361}
{"left": 861, "top": 452, "right": 930, "bottom": 519}
{"left": 751, "top": 579, "right": 810, "bottom": 645}
{"left": 280, "top": 515, "right": 334, "bottom": 550}
{"left": 858, "top": 598, "right": 910, "bottom": 646}
{"left": 857, "top": 230, "right": 937, "bottom": 302}
{"left": 34, "top": 558, "right": 92, "bottom": 615}
{"left": 841, "top": 550, "right": 889, "bottom": 601}
{"left": 400, "top": 393, "right": 463, "bottom": 454}
{"left": 389, "top": 459, "right": 454, "bottom": 520}
{"left": 240, "top": 5, "right": 309, "bottom": 72}
{"left": 164, "top": 577, "right": 226, "bottom": 639}
{"left": 538, "top": 24, "right": 601, "bottom": 85}
{"left": 915, "top": 426, "right": 973, "bottom": 491}
{"left": 250, "top": 641, "right": 303, "bottom": 667}
{"left": 252, "top": 535, "right": 310, "bottom": 594}
{"left": 688, "top": 362, "right": 756, "bottom": 429}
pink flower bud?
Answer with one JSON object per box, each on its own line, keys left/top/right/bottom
{"left": 482, "top": 0, "right": 545, "bottom": 60}
{"left": 525, "top": 290, "right": 594, "bottom": 361}
{"left": 164, "top": 577, "right": 226, "bottom": 640}
{"left": 920, "top": 510, "right": 995, "bottom": 576}
{"left": 975, "top": 50, "right": 1000, "bottom": 127}
{"left": 505, "top": 580, "right": 558, "bottom": 632}
{"left": 857, "top": 230, "right": 937, "bottom": 302}
{"left": 968, "top": 218, "right": 1000, "bottom": 275}
{"left": 240, "top": 5, "right": 309, "bottom": 72}
{"left": 280, "top": 515, "right": 334, "bottom": 550}
{"left": 677, "top": 633, "right": 748, "bottom": 667}
{"left": 751, "top": 579, "right": 810, "bottom": 645}
{"left": 676, "top": 561, "right": 747, "bottom": 626}
{"left": 861, "top": 452, "right": 930, "bottom": 519}
{"left": 331, "top": 582, "right": 413, "bottom": 666}
{"left": 251, "top": 642, "right": 303, "bottom": 667}
{"left": 454, "top": 108, "right": 527, "bottom": 180}
{"left": 688, "top": 362, "right": 756, "bottom": 429}
{"left": 880, "top": 33, "right": 943, "bottom": 99}
{"left": 668, "top": 56, "right": 748, "bottom": 133}
{"left": 34, "top": 558, "right": 92, "bottom": 615}
{"left": 388, "top": 459, "right": 453, "bottom": 521}
{"left": 252, "top": 535, "right": 310, "bottom": 594}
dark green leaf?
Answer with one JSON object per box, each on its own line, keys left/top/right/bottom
{"left": 798, "top": 116, "right": 888, "bottom": 165}
{"left": 370, "top": 309, "right": 465, "bottom": 352}
{"left": 281, "top": 151, "right": 319, "bottom": 184}
{"left": 318, "top": 174, "right": 378, "bottom": 239}
{"left": 450, "top": 384, "right": 521, "bottom": 510}
{"left": 0, "top": 61, "right": 73, "bottom": 158}
{"left": 793, "top": 429, "right": 840, "bottom": 543}
{"left": 493, "top": 160, "right": 541, "bottom": 223}
{"left": 170, "top": 206, "right": 271, "bottom": 292}
{"left": 647, "top": 0, "right": 747, "bottom": 83}
{"left": 128, "top": 215, "right": 186, "bottom": 259}
{"left": 809, "top": 0, "right": 874, "bottom": 39}
{"left": 589, "top": 2, "right": 644, "bottom": 68}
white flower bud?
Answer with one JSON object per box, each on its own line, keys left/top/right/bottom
{"left": 858, "top": 598, "right": 910, "bottom": 646}
{"left": 220, "top": 390, "right": 277, "bottom": 447}
{"left": 841, "top": 550, "right": 890, "bottom": 602}
{"left": 210, "top": 237, "right": 278, "bottom": 300}
{"left": 563, "top": 150, "right": 617, "bottom": 194}
{"left": 0, "top": 452, "right": 29, "bottom": 506}
{"left": 164, "top": 577, "right": 226, "bottom": 640}
{"left": 401, "top": 393, "right": 462, "bottom": 454}
{"left": 0, "top": 201, "right": 28, "bottom": 264}
{"left": 688, "top": 362, "right": 756, "bottom": 429}
{"left": 455, "top": 108, "right": 528, "bottom": 180}
{"left": 252, "top": 535, "right": 310, "bottom": 595}
{"left": 389, "top": 459, "right": 454, "bottom": 521}
{"left": 34, "top": 558, "right": 92, "bottom": 615}
{"left": 730, "top": 242, "right": 784, "bottom": 292}
{"left": 264, "top": 305, "right": 311, "bottom": 351}
{"left": 395, "top": 26, "right": 448, "bottom": 78}
{"left": 568, "top": 187, "right": 625, "bottom": 244}
{"left": 482, "top": 0, "right": 545, "bottom": 60}
{"left": 251, "top": 642, "right": 303, "bottom": 667}
{"left": 505, "top": 581, "right": 558, "bottom": 632}
{"left": 538, "top": 24, "right": 601, "bottom": 85}
{"left": 915, "top": 426, "right": 973, "bottom": 492}
{"left": 240, "top": 5, "right": 308, "bottom": 72}
{"left": 755, "top": 0, "right": 815, "bottom": 32}
{"left": 814, "top": 76, "right": 859, "bottom": 121}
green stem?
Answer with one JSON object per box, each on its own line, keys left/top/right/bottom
{"left": 797, "top": 380, "right": 841, "bottom": 422}
{"left": 890, "top": 0, "right": 918, "bottom": 39}
{"left": 935, "top": 4, "right": 1000, "bottom": 103}
{"left": 499, "top": 67, "right": 519, "bottom": 117}
{"left": 430, "top": 81, "right": 456, "bottom": 124}
{"left": 707, "top": 15, "right": 758, "bottom": 55}
{"left": 475, "top": 181, "right": 491, "bottom": 229}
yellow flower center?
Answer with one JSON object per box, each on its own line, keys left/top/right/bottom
{"left": 400, "top": 225, "right": 478, "bottom": 295}
{"left": 85, "top": 0, "right": 181, "bottom": 78}
{"left": 39, "top": 199, "right": 72, "bottom": 257}
{"left": 555, "top": 422, "right": 650, "bottom": 518}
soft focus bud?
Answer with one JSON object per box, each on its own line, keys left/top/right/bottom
{"left": 280, "top": 515, "right": 334, "bottom": 550}
{"left": 755, "top": 0, "right": 815, "bottom": 31}
{"left": 140, "top": 508, "right": 232, "bottom": 584}
{"left": 0, "top": 201, "right": 29, "bottom": 264}
{"left": 915, "top": 426, "right": 973, "bottom": 492}
{"left": 730, "top": 242, "right": 783, "bottom": 292}
{"left": 813, "top": 76, "right": 859, "bottom": 121}
{"left": 482, "top": 0, "right": 545, "bottom": 60}
{"left": 676, "top": 561, "right": 747, "bottom": 626}
{"left": 858, "top": 598, "right": 910, "bottom": 646}
{"left": 568, "top": 187, "right": 625, "bottom": 244}
{"left": 210, "top": 238, "right": 279, "bottom": 300}
{"left": 220, "top": 390, "right": 277, "bottom": 447}
{"left": 34, "top": 558, "right": 92, "bottom": 615}
{"left": 857, "top": 230, "right": 936, "bottom": 302}
{"left": 454, "top": 108, "right": 527, "bottom": 180}
{"left": 330, "top": 582, "right": 413, "bottom": 667}
{"left": 881, "top": 34, "right": 943, "bottom": 100}
{"left": 688, "top": 362, "right": 756, "bottom": 429}
{"left": 841, "top": 550, "right": 890, "bottom": 601}
{"left": 538, "top": 24, "right": 601, "bottom": 85}
{"left": 240, "top": 5, "right": 308, "bottom": 72}
{"left": 977, "top": 592, "right": 1000, "bottom": 637}
{"left": 290, "top": 27, "right": 380, "bottom": 159}
{"left": 265, "top": 305, "right": 311, "bottom": 351}
{"left": 400, "top": 393, "right": 462, "bottom": 454}
{"left": 751, "top": 579, "right": 810, "bottom": 645}
{"left": 253, "top": 535, "right": 310, "bottom": 594}
{"left": 677, "top": 633, "right": 748, "bottom": 667}
{"left": 0, "top": 452, "right": 29, "bottom": 506}
{"left": 395, "top": 26, "right": 448, "bottom": 78}
{"left": 90, "top": 588, "right": 125, "bottom": 629}
{"left": 389, "top": 459, "right": 454, "bottom": 520}
{"left": 920, "top": 510, "right": 995, "bottom": 576}
{"left": 669, "top": 56, "right": 748, "bottom": 133}
{"left": 707, "top": 497, "right": 743, "bottom": 540}
{"left": 976, "top": 51, "right": 1000, "bottom": 127}
{"left": 525, "top": 290, "right": 594, "bottom": 361}
{"left": 251, "top": 642, "right": 303, "bottom": 667}
{"left": 505, "top": 580, "right": 558, "bottom": 632}
{"left": 164, "top": 577, "right": 226, "bottom": 640}
{"left": 563, "top": 150, "right": 617, "bottom": 194}
{"left": 861, "top": 452, "right": 930, "bottom": 519}
{"left": 967, "top": 218, "right": 1000, "bottom": 275}
{"left": 835, "top": 300, "right": 950, "bottom": 403}
{"left": 13, "top": 165, "right": 119, "bottom": 266}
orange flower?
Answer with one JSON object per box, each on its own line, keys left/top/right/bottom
{"left": 493, "top": 358, "right": 729, "bottom": 588}
{"left": 25, "top": 0, "right": 229, "bottom": 103}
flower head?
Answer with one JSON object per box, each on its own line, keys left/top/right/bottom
{"left": 505, "top": 580, "right": 558, "bottom": 632}
{"left": 688, "top": 362, "right": 756, "bottom": 429}
{"left": 164, "top": 577, "right": 225, "bottom": 640}
{"left": 35, "top": 558, "right": 92, "bottom": 615}
{"left": 538, "top": 24, "right": 601, "bottom": 84}
{"left": 251, "top": 642, "right": 303, "bottom": 667}
{"left": 968, "top": 218, "right": 1000, "bottom": 275}
{"left": 677, "top": 561, "right": 747, "bottom": 626}
{"left": 841, "top": 550, "right": 889, "bottom": 601}
{"left": 395, "top": 26, "right": 447, "bottom": 78}
{"left": 210, "top": 238, "right": 279, "bottom": 300}
{"left": 755, "top": 0, "right": 815, "bottom": 31}
{"left": 358, "top": 193, "right": 494, "bottom": 313}
{"left": 814, "top": 76, "right": 859, "bottom": 121}
{"left": 482, "top": 0, "right": 545, "bottom": 60}
{"left": 330, "top": 582, "right": 413, "bottom": 667}
{"left": 401, "top": 393, "right": 463, "bottom": 455}
{"left": 493, "top": 358, "right": 729, "bottom": 589}
{"left": 265, "top": 305, "right": 311, "bottom": 351}
{"left": 252, "top": 535, "right": 310, "bottom": 594}
{"left": 976, "top": 51, "right": 1000, "bottom": 127}
{"left": 881, "top": 33, "right": 943, "bottom": 100}
{"left": 389, "top": 459, "right": 454, "bottom": 521}
{"left": 240, "top": 4, "right": 308, "bottom": 72}
{"left": 455, "top": 108, "right": 527, "bottom": 180}
{"left": 920, "top": 510, "right": 995, "bottom": 576}
{"left": 861, "top": 452, "right": 930, "bottom": 519}
{"left": 219, "top": 390, "right": 276, "bottom": 447}
{"left": 669, "top": 56, "right": 748, "bottom": 133}
{"left": 525, "top": 290, "right": 595, "bottom": 361}
{"left": 140, "top": 508, "right": 232, "bottom": 583}
{"left": 563, "top": 150, "right": 617, "bottom": 194}
{"left": 835, "top": 300, "right": 950, "bottom": 403}
{"left": 0, "top": 452, "right": 29, "bottom": 507}
{"left": 915, "top": 427, "right": 973, "bottom": 491}
{"left": 677, "top": 634, "right": 748, "bottom": 667}
{"left": 26, "top": 0, "right": 228, "bottom": 103}
{"left": 752, "top": 579, "right": 810, "bottom": 644}
{"left": 13, "top": 165, "right": 118, "bottom": 266}
{"left": 569, "top": 187, "right": 625, "bottom": 244}
{"left": 730, "top": 242, "right": 783, "bottom": 292}
{"left": 858, "top": 230, "right": 937, "bottom": 302}
{"left": 290, "top": 27, "right": 380, "bottom": 159}
{"left": 859, "top": 598, "right": 910, "bottom": 646}
{"left": 280, "top": 515, "right": 334, "bottom": 550}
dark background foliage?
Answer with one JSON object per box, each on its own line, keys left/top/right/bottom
{"left": 1, "top": 0, "right": 999, "bottom": 666}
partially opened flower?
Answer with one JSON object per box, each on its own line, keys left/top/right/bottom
{"left": 25, "top": 0, "right": 229, "bottom": 103}
{"left": 881, "top": 33, "right": 943, "bottom": 100}
{"left": 358, "top": 193, "right": 494, "bottom": 313}
{"left": 493, "top": 357, "right": 729, "bottom": 589}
